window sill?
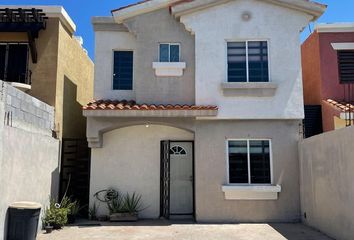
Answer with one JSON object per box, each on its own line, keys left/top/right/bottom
{"left": 152, "top": 62, "right": 186, "bottom": 77}
{"left": 221, "top": 185, "right": 281, "bottom": 200}
{"left": 221, "top": 82, "right": 278, "bottom": 97}
{"left": 10, "top": 82, "right": 31, "bottom": 91}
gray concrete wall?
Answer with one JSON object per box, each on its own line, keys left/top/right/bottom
{"left": 195, "top": 120, "right": 302, "bottom": 222}
{"left": 300, "top": 127, "right": 354, "bottom": 240}
{"left": 0, "top": 82, "right": 59, "bottom": 240}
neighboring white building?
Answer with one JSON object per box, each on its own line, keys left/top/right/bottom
{"left": 85, "top": 0, "right": 326, "bottom": 222}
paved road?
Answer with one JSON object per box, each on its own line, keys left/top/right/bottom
{"left": 37, "top": 221, "right": 333, "bottom": 240}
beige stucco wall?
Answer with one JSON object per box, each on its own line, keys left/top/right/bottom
{"left": 28, "top": 18, "right": 60, "bottom": 107}
{"left": 2, "top": 17, "right": 94, "bottom": 139}
{"left": 90, "top": 125, "right": 194, "bottom": 218}
{"left": 195, "top": 120, "right": 301, "bottom": 222}
{"left": 55, "top": 21, "right": 94, "bottom": 139}
{"left": 88, "top": 119, "right": 301, "bottom": 222}
{"left": 300, "top": 126, "right": 354, "bottom": 240}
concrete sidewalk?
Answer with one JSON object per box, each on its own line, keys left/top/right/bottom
{"left": 37, "top": 221, "right": 333, "bottom": 240}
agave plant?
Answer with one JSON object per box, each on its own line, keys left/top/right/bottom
{"left": 107, "top": 193, "right": 124, "bottom": 214}
{"left": 121, "top": 192, "right": 144, "bottom": 214}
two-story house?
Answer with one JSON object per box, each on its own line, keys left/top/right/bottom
{"left": 302, "top": 23, "right": 354, "bottom": 135}
{"left": 84, "top": 0, "right": 326, "bottom": 222}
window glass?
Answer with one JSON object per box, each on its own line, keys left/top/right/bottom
{"left": 249, "top": 140, "right": 271, "bottom": 184}
{"left": 159, "top": 44, "right": 169, "bottom": 62}
{"left": 228, "top": 141, "right": 249, "bottom": 184}
{"left": 113, "top": 51, "right": 133, "bottom": 90}
{"left": 248, "top": 41, "right": 269, "bottom": 82}
{"left": 0, "top": 45, "right": 6, "bottom": 81}
{"left": 228, "top": 42, "right": 247, "bottom": 82}
{"left": 227, "top": 41, "right": 269, "bottom": 82}
{"left": 170, "top": 44, "right": 180, "bottom": 62}
{"left": 228, "top": 140, "right": 271, "bottom": 184}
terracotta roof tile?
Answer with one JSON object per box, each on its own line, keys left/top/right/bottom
{"left": 83, "top": 100, "right": 218, "bottom": 111}
{"left": 326, "top": 99, "right": 354, "bottom": 112}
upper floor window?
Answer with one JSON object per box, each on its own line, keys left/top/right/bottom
{"left": 159, "top": 43, "right": 180, "bottom": 62}
{"left": 113, "top": 51, "right": 133, "bottom": 90}
{"left": 0, "top": 43, "right": 30, "bottom": 84}
{"left": 228, "top": 140, "right": 271, "bottom": 184}
{"left": 227, "top": 41, "right": 269, "bottom": 83}
{"left": 337, "top": 50, "right": 354, "bottom": 83}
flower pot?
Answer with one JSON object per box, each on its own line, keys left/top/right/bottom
{"left": 52, "top": 223, "right": 62, "bottom": 230}
{"left": 45, "top": 226, "right": 53, "bottom": 234}
{"left": 67, "top": 214, "right": 76, "bottom": 224}
{"left": 109, "top": 213, "right": 138, "bottom": 222}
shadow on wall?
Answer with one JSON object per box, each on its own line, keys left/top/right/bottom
{"left": 63, "top": 76, "right": 87, "bottom": 139}
{"left": 51, "top": 167, "right": 60, "bottom": 200}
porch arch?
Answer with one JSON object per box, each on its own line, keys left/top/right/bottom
{"left": 86, "top": 117, "right": 196, "bottom": 148}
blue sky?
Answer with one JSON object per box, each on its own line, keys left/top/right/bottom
{"left": 4, "top": 0, "right": 354, "bottom": 59}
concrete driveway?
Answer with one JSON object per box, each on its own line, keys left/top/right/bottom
{"left": 37, "top": 221, "right": 333, "bottom": 240}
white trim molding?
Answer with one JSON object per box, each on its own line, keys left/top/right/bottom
{"left": 331, "top": 43, "right": 354, "bottom": 50}
{"left": 152, "top": 62, "right": 186, "bottom": 77}
{"left": 222, "top": 185, "right": 281, "bottom": 200}
{"left": 316, "top": 23, "right": 354, "bottom": 33}
{"left": 221, "top": 82, "right": 278, "bottom": 97}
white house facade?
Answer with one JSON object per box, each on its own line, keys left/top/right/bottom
{"left": 85, "top": 0, "right": 326, "bottom": 222}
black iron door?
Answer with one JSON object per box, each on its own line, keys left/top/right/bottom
{"left": 160, "top": 140, "right": 170, "bottom": 219}
{"left": 60, "top": 139, "right": 91, "bottom": 215}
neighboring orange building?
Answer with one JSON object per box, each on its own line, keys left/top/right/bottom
{"left": 302, "top": 23, "right": 354, "bottom": 136}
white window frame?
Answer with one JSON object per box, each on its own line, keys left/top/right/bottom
{"left": 226, "top": 39, "right": 271, "bottom": 83}
{"left": 158, "top": 43, "right": 181, "bottom": 62}
{"left": 226, "top": 139, "right": 273, "bottom": 186}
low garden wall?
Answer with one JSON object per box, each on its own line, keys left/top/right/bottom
{"left": 299, "top": 126, "right": 354, "bottom": 240}
{"left": 0, "top": 81, "right": 60, "bottom": 240}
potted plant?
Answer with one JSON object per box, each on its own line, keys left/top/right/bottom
{"left": 42, "top": 200, "right": 68, "bottom": 230}
{"left": 108, "top": 192, "right": 144, "bottom": 222}
{"left": 44, "top": 223, "right": 53, "bottom": 234}
{"left": 93, "top": 188, "right": 146, "bottom": 222}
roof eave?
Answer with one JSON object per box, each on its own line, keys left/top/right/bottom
{"left": 172, "top": 0, "right": 326, "bottom": 20}
{"left": 111, "top": 0, "right": 181, "bottom": 23}
{"left": 83, "top": 109, "right": 218, "bottom": 117}
{"left": 0, "top": 5, "right": 76, "bottom": 33}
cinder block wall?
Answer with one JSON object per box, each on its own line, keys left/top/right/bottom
{"left": 0, "top": 81, "right": 59, "bottom": 240}
{"left": 1, "top": 81, "right": 54, "bottom": 136}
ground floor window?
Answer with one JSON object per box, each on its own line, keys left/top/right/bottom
{"left": 227, "top": 139, "right": 272, "bottom": 184}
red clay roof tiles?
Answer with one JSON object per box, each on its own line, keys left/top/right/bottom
{"left": 83, "top": 100, "right": 218, "bottom": 111}
{"left": 326, "top": 99, "right": 354, "bottom": 112}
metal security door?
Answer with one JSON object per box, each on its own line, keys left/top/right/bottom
{"left": 160, "top": 140, "right": 170, "bottom": 219}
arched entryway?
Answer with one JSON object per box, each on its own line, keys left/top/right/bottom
{"left": 90, "top": 124, "right": 194, "bottom": 219}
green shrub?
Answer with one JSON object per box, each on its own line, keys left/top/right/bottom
{"left": 42, "top": 199, "right": 68, "bottom": 227}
